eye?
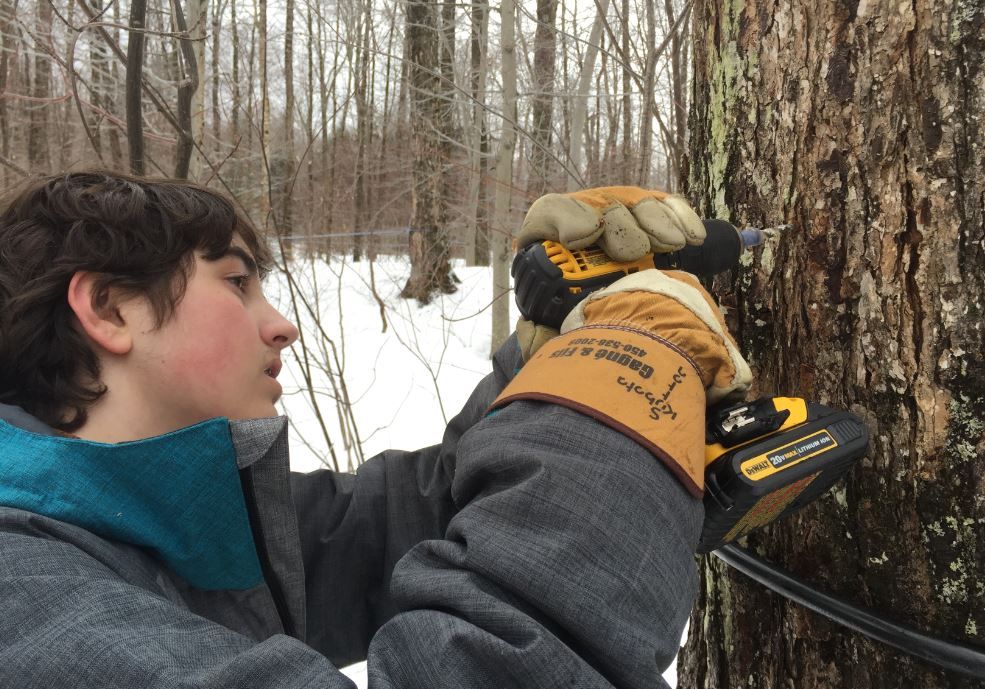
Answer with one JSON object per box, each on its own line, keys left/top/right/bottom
{"left": 227, "top": 274, "right": 251, "bottom": 293}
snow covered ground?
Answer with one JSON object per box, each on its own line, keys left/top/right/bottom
{"left": 268, "top": 255, "right": 682, "bottom": 687}
{"left": 270, "top": 256, "right": 506, "bottom": 473}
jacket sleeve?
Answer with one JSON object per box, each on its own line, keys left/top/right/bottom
{"left": 290, "top": 334, "right": 526, "bottom": 665}
{"left": 294, "top": 335, "right": 704, "bottom": 687}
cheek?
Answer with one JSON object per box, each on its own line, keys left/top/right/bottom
{"left": 167, "top": 300, "right": 257, "bottom": 387}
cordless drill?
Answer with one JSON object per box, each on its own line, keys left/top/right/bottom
{"left": 511, "top": 222, "right": 869, "bottom": 552}
{"left": 512, "top": 219, "right": 789, "bottom": 330}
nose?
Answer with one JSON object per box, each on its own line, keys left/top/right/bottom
{"left": 260, "top": 301, "right": 300, "bottom": 351}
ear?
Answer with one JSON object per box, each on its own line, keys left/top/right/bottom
{"left": 67, "top": 272, "right": 133, "bottom": 356}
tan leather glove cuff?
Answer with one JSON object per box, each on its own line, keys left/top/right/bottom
{"left": 563, "top": 271, "right": 752, "bottom": 403}
{"left": 489, "top": 325, "right": 707, "bottom": 497}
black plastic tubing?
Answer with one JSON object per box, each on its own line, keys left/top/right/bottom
{"left": 713, "top": 544, "right": 985, "bottom": 679}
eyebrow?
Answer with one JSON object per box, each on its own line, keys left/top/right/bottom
{"left": 221, "top": 246, "right": 259, "bottom": 278}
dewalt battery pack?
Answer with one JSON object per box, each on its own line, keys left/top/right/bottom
{"left": 698, "top": 397, "right": 869, "bottom": 553}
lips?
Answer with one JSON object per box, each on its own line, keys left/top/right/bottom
{"left": 264, "top": 359, "right": 282, "bottom": 379}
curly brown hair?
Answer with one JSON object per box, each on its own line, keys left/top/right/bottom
{"left": 0, "top": 170, "right": 273, "bottom": 432}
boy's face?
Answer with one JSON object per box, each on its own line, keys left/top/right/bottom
{"left": 114, "top": 239, "right": 299, "bottom": 433}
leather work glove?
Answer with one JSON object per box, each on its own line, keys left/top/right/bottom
{"left": 491, "top": 269, "right": 752, "bottom": 497}
{"left": 515, "top": 186, "right": 706, "bottom": 262}
{"left": 512, "top": 186, "right": 705, "bottom": 362}
{"left": 515, "top": 317, "right": 558, "bottom": 363}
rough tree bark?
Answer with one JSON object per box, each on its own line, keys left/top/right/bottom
{"left": 402, "top": 0, "right": 456, "bottom": 302}
{"left": 679, "top": 1, "right": 985, "bottom": 687}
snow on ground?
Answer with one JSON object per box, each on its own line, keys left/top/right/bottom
{"left": 269, "top": 255, "right": 510, "bottom": 472}
{"left": 268, "top": 255, "right": 681, "bottom": 687}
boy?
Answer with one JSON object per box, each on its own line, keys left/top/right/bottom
{"left": 0, "top": 171, "right": 749, "bottom": 688}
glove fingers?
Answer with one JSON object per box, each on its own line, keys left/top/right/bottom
{"left": 516, "top": 317, "right": 559, "bottom": 362}
{"left": 630, "top": 199, "right": 688, "bottom": 252}
{"left": 516, "top": 194, "right": 601, "bottom": 248}
{"left": 662, "top": 195, "right": 707, "bottom": 246}
{"left": 597, "top": 204, "right": 652, "bottom": 261}
{"left": 584, "top": 185, "right": 669, "bottom": 206}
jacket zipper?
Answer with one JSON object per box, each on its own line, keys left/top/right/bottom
{"left": 240, "top": 467, "right": 297, "bottom": 638}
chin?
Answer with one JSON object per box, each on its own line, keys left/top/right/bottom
{"left": 229, "top": 404, "right": 280, "bottom": 421}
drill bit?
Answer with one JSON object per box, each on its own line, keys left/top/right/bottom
{"left": 739, "top": 223, "right": 793, "bottom": 249}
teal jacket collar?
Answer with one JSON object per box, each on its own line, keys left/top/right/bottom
{"left": 0, "top": 415, "right": 264, "bottom": 591}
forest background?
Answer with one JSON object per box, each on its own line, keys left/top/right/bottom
{"left": 0, "top": 0, "right": 692, "bottom": 351}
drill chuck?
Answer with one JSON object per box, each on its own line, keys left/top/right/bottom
{"left": 655, "top": 219, "right": 744, "bottom": 276}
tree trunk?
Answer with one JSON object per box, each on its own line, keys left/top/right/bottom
{"left": 280, "top": 0, "right": 296, "bottom": 250}
{"left": 353, "top": 0, "right": 371, "bottom": 259}
{"left": 662, "top": 0, "right": 685, "bottom": 190}
{"left": 466, "top": 0, "right": 490, "bottom": 266}
{"left": 258, "top": 0, "right": 271, "bottom": 229}
{"left": 173, "top": 0, "right": 199, "bottom": 179}
{"left": 401, "top": 0, "right": 455, "bottom": 302}
{"left": 126, "top": 0, "right": 148, "bottom": 175}
{"left": 566, "top": 0, "right": 608, "bottom": 190}
{"left": 88, "top": 0, "right": 106, "bottom": 161}
{"left": 212, "top": 0, "right": 222, "bottom": 157}
{"left": 679, "top": 1, "right": 985, "bottom": 687}
{"left": 0, "top": 0, "right": 15, "bottom": 185}
{"left": 527, "top": 0, "right": 557, "bottom": 198}
{"left": 230, "top": 0, "right": 240, "bottom": 144}
{"left": 245, "top": 14, "right": 255, "bottom": 155}
{"left": 619, "top": 0, "right": 630, "bottom": 171}
{"left": 323, "top": 5, "right": 340, "bottom": 255}
{"left": 637, "top": 0, "right": 656, "bottom": 185}
{"left": 305, "top": 2, "right": 315, "bottom": 244}
{"left": 28, "top": 0, "right": 52, "bottom": 171}
{"left": 108, "top": 0, "right": 124, "bottom": 167}
{"left": 490, "top": 0, "right": 517, "bottom": 354}
{"left": 558, "top": 0, "right": 570, "bottom": 160}
{"left": 186, "top": 0, "right": 208, "bottom": 178}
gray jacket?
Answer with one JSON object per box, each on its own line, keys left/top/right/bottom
{"left": 0, "top": 337, "right": 702, "bottom": 688}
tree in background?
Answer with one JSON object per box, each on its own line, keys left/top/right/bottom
{"left": 526, "top": 0, "right": 557, "bottom": 199}
{"left": 465, "top": 0, "right": 490, "bottom": 267}
{"left": 679, "top": 0, "right": 984, "bottom": 686}
{"left": 0, "top": 0, "right": 697, "bottom": 308}
{"left": 401, "top": 0, "right": 456, "bottom": 301}
{"left": 489, "top": 0, "right": 517, "bottom": 353}
{"left": 125, "top": 0, "right": 147, "bottom": 174}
